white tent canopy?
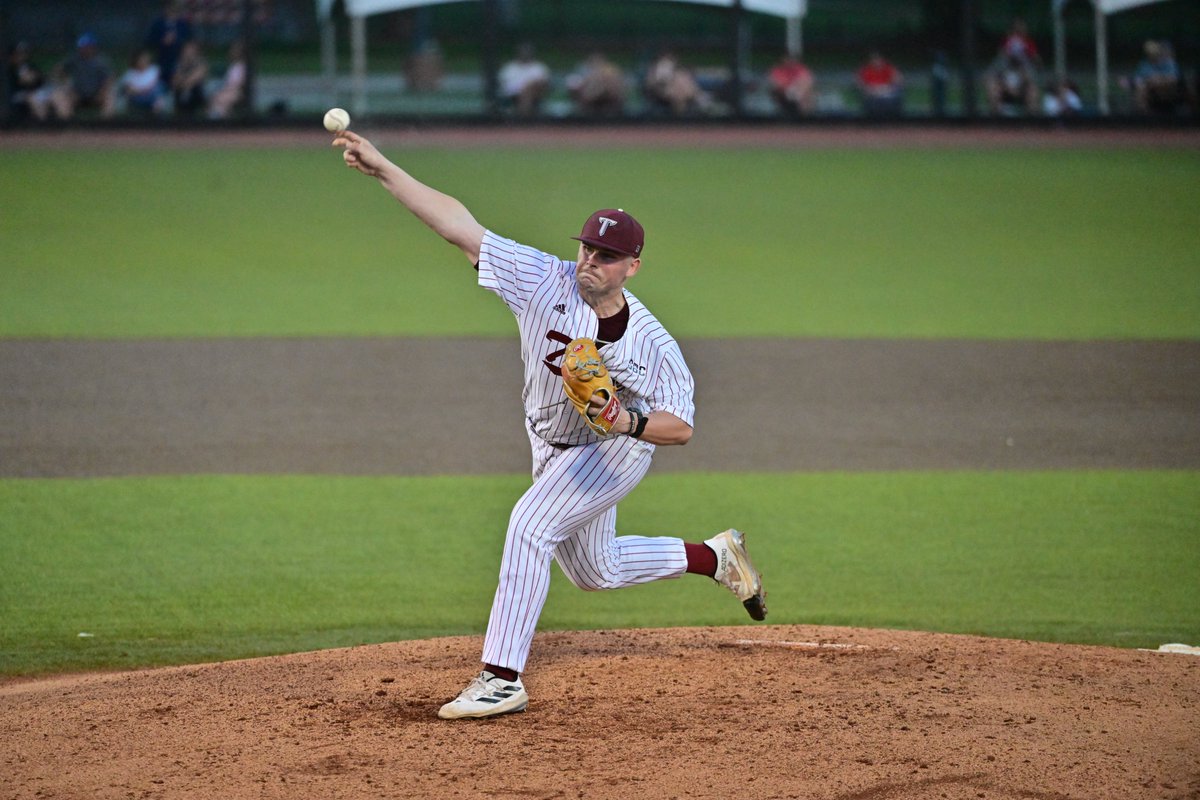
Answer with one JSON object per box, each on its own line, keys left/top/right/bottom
{"left": 1096, "top": 0, "right": 1169, "bottom": 11}
{"left": 317, "top": 0, "right": 805, "bottom": 18}
{"left": 1052, "top": 0, "right": 1173, "bottom": 114}
{"left": 315, "top": 0, "right": 809, "bottom": 114}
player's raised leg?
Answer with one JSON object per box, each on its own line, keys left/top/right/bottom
{"left": 554, "top": 506, "right": 687, "bottom": 591}
{"left": 558, "top": 519, "right": 766, "bottom": 620}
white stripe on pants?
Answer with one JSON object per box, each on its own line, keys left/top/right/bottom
{"left": 480, "top": 428, "right": 687, "bottom": 673}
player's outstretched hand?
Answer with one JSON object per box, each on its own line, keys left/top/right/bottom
{"left": 333, "top": 130, "right": 387, "bottom": 178}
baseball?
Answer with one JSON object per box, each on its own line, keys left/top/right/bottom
{"left": 323, "top": 107, "right": 350, "bottom": 133}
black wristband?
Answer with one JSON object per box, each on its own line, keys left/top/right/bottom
{"left": 630, "top": 410, "right": 649, "bottom": 439}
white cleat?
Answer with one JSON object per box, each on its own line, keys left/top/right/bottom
{"left": 437, "top": 671, "right": 529, "bottom": 720}
{"left": 705, "top": 528, "right": 767, "bottom": 621}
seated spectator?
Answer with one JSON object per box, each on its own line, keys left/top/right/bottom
{"left": 6, "top": 42, "right": 45, "bottom": 121}
{"left": 31, "top": 33, "right": 116, "bottom": 120}
{"left": 643, "top": 49, "right": 712, "bottom": 116}
{"left": 1133, "top": 40, "right": 1183, "bottom": 115}
{"left": 498, "top": 42, "right": 550, "bottom": 117}
{"left": 856, "top": 50, "right": 903, "bottom": 117}
{"left": 767, "top": 52, "right": 815, "bottom": 116}
{"left": 986, "top": 52, "right": 1040, "bottom": 115}
{"left": 207, "top": 41, "right": 246, "bottom": 119}
{"left": 984, "top": 18, "right": 1043, "bottom": 116}
{"left": 171, "top": 40, "right": 208, "bottom": 117}
{"left": 1042, "top": 77, "right": 1083, "bottom": 118}
{"left": 119, "top": 49, "right": 167, "bottom": 115}
{"left": 566, "top": 53, "right": 626, "bottom": 116}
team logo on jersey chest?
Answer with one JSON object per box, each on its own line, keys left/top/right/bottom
{"left": 541, "top": 330, "right": 644, "bottom": 384}
{"left": 542, "top": 330, "right": 573, "bottom": 376}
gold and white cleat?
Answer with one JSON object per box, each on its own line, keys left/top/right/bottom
{"left": 704, "top": 528, "right": 767, "bottom": 621}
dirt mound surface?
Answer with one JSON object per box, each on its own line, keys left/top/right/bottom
{"left": 3, "top": 625, "right": 1197, "bottom": 799}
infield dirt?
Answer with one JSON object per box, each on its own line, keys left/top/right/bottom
{"left": 3, "top": 338, "right": 1198, "bottom": 477}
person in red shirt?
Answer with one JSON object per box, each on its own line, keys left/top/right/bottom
{"left": 768, "top": 52, "right": 816, "bottom": 116}
{"left": 856, "top": 50, "right": 903, "bottom": 116}
{"left": 999, "top": 18, "right": 1042, "bottom": 70}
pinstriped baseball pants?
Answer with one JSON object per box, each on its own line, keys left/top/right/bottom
{"left": 480, "top": 428, "right": 687, "bottom": 673}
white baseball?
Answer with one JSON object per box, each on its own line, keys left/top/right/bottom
{"left": 323, "top": 107, "right": 350, "bottom": 133}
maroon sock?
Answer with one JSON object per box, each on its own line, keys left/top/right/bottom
{"left": 483, "top": 664, "right": 519, "bottom": 682}
{"left": 684, "top": 542, "right": 717, "bottom": 578}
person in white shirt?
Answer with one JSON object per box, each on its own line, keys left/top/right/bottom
{"left": 120, "top": 49, "right": 165, "bottom": 115}
{"left": 207, "top": 41, "right": 246, "bottom": 119}
{"left": 498, "top": 42, "right": 550, "bottom": 116}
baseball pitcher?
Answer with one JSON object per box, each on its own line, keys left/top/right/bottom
{"left": 332, "top": 130, "right": 767, "bottom": 719}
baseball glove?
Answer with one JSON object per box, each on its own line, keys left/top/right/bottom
{"left": 561, "top": 337, "right": 622, "bottom": 436}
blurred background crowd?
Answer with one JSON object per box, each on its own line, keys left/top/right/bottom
{"left": 3, "top": 0, "right": 1197, "bottom": 124}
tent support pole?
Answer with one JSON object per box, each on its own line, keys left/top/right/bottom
{"left": 351, "top": 13, "right": 367, "bottom": 116}
{"left": 321, "top": 13, "right": 337, "bottom": 106}
{"left": 1096, "top": 2, "right": 1109, "bottom": 115}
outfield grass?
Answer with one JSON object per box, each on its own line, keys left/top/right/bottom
{"left": 1, "top": 147, "right": 1198, "bottom": 339}
{"left": 2, "top": 471, "right": 1196, "bottom": 677}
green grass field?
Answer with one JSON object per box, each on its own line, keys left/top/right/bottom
{"left": 2, "top": 144, "right": 1198, "bottom": 677}
{"left": 2, "top": 147, "right": 1198, "bottom": 339}
{"left": 2, "top": 472, "right": 1197, "bottom": 676}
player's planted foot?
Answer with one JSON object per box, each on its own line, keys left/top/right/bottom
{"left": 705, "top": 529, "right": 767, "bottom": 621}
{"left": 437, "top": 671, "right": 529, "bottom": 719}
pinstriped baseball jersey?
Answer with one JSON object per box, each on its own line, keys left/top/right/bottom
{"left": 475, "top": 229, "right": 694, "bottom": 674}
{"left": 478, "top": 230, "right": 695, "bottom": 446}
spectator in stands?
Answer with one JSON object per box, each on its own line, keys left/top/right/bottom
{"left": 207, "top": 40, "right": 246, "bottom": 119}
{"left": 31, "top": 33, "right": 116, "bottom": 120}
{"left": 171, "top": 40, "right": 208, "bottom": 117}
{"left": 986, "top": 52, "right": 1040, "bottom": 115}
{"left": 1132, "top": 40, "right": 1183, "bottom": 115}
{"left": 985, "top": 18, "right": 1042, "bottom": 116}
{"left": 855, "top": 50, "right": 903, "bottom": 117}
{"left": 930, "top": 50, "right": 951, "bottom": 117}
{"left": 119, "top": 49, "right": 167, "bottom": 115}
{"left": 1042, "top": 77, "right": 1083, "bottom": 118}
{"left": 145, "top": 0, "right": 194, "bottom": 92}
{"left": 6, "top": 42, "right": 45, "bottom": 121}
{"left": 767, "top": 52, "right": 815, "bottom": 116}
{"left": 498, "top": 42, "right": 550, "bottom": 117}
{"left": 566, "top": 53, "right": 626, "bottom": 116}
{"left": 643, "top": 49, "right": 712, "bottom": 116}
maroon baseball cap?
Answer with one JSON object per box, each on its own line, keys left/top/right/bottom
{"left": 571, "top": 209, "right": 644, "bottom": 257}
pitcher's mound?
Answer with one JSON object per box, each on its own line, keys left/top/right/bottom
{"left": 2, "top": 625, "right": 1197, "bottom": 799}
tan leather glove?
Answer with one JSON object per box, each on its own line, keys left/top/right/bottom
{"left": 560, "top": 337, "right": 622, "bottom": 436}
